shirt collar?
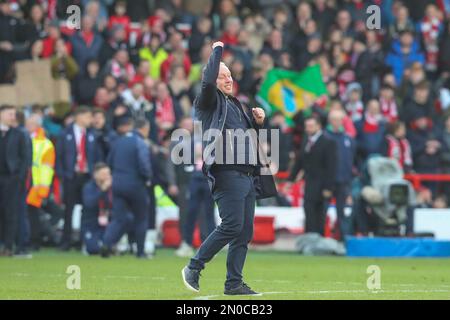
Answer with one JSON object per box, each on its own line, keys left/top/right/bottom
{"left": 73, "top": 123, "right": 85, "bottom": 134}
{"left": 309, "top": 130, "right": 322, "bottom": 143}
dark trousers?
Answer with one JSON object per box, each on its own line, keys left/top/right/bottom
{"left": 189, "top": 170, "right": 256, "bottom": 290}
{"left": 176, "top": 183, "right": 189, "bottom": 239}
{"left": 82, "top": 225, "right": 105, "bottom": 255}
{"left": 28, "top": 205, "right": 43, "bottom": 249}
{"left": 103, "top": 181, "right": 149, "bottom": 256}
{"left": 16, "top": 190, "right": 30, "bottom": 252}
{"left": 334, "top": 182, "right": 353, "bottom": 240}
{"left": 62, "top": 174, "right": 90, "bottom": 245}
{"left": 183, "top": 176, "right": 216, "bottom": 246}
{"left": 148, "top": 185, "right": 157, "bottom": 230}
{"left": 0, "top": 175, "right": 20, "bottom": 251}
{"left": 303, "top": 180, "right": 328, "bottom": 236}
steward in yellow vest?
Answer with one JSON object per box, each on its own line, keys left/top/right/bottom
{"left": 26, "top": 127, "right": 55, "bottom": 208}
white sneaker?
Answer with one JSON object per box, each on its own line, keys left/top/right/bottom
{"left": 117, "top": 235, "right": 130, "bottom": 254}
{"left": 145, "top": 230, "right": 157, "bottom": 256}
{"left": 175, "top": 241, "right": 194, "bottom": 258}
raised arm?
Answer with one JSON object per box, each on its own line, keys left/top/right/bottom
{"left": 195, "top": 42, "right": 224, "bottom": 110}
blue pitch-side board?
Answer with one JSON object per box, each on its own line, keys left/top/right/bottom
{"left": 346, "top": 237, "right": 450, "bottom": 258}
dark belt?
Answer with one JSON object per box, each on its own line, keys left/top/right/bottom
{"left": 211, "top": 164, "right": 257, "bottom": 176}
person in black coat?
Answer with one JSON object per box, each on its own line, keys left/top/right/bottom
{"left": 74, "top": 59, "right": 102, "bottom": 105}
{"left": 288, "top": 116, "right": 337, "bottom": 236}
{"left": 0, "top": 105, "right": 29, "bottom": 256}
{"left": 182, "top": 41, "right": 275, "bottom": 296}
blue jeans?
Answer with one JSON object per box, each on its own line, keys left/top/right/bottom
{"left": 189, "top": 170, "right": 256, "bottom": 290}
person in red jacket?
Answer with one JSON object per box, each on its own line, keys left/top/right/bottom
{"left": 108, "top": 0, "right": 130, "bottom": 38}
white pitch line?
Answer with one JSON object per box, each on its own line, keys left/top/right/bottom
{"left": 193, "top": 289, "right": 450, "bottom": 300}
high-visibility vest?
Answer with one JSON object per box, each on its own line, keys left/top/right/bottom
{"left": 26, "top": 128, "right": 56, "bottom": 208}
{"left": 154, "top": 185, "right": 176, "bottom": 207}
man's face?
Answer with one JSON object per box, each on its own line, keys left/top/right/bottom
{"left": 94, "top": 167, "right": 111, "bottom": 187}
{"left": 328, "top": 113, "right": 343, "bottom": 130}
{"left": 400, "top": 33, "right": 413, "bottom": 47}
{"left": 216, "top": 64, "right": 233, "bottom": 96}
{"left": 25, "top": 115, "right": 41, "bottom": 133}
{"left": 337, "top": 11, "right": 351, "bottom": 29}
{"left": 395, "top": 124, "right": 406, "bottom": 138}
{"left": 367, "top": 100, "right": 380, "bottom": 116}
{"left": 415, "top": 88, "right": 429, "bottom": 104}
{"left": 82, "top": 16, "right": 94, "bottom": 32}
{"left": 156, "top": 83, "right": 169, "bottom": 100}
{"left": 116, "top": 50, "right": 128, "bottom": 65}
{"left": 305, "top": 119, "right": 320, "bottom": 136}
{"left": 140, "top": 124, "right": 150, "bottom": 138}
{"left": 0, "top": 109, "right": 16, "bottom": 127}
{"left": 93, "top": 112, "right": 105, "bottom": 130}
{"left": 76, "top": 112, "right": 93, "bottom": 128}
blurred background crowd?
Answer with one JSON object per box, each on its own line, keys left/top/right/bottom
{"left": 1, "top": 0, "right": 450, "bottom": 258}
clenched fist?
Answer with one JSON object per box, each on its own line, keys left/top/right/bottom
{"left": 252, "top": 107, "right": 265, "bottom": 125}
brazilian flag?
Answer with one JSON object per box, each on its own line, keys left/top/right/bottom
{"left": 257, "top": 65, "right": 327, "bottom": 119}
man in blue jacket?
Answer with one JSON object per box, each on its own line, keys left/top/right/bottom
{"left": 182, "top": 41, "right": 274, "bottom": 296}
{"left": 326, "top": 109, "right": 356, "bottom": 239}
{"left": 81, "top": 163, "right": 113, "bottom": 255}
{"left": 56, "top": 107, "right": 103, "bottom": 251}
{"left": 385, "top": 30, "right": 425, "bottom": 85}
{"left": 102, "top": 115, "right": 152, "bottom": 258}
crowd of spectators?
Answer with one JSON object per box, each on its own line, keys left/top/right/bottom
{"left": 2, "top": 0, "right": 450, "bottom": 255}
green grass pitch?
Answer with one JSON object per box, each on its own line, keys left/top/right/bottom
{"left": 0, "top": 249, "right": 449, "bottom": 300}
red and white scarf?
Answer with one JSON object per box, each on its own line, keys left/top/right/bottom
{"left": 111, "top": 61, "right": 135, "bottom": 81}
{"left": 420, "top": 16, "right": 442, "bottom": 71}
{"left": 363, "top": 112, "right": 382, "bottom": 133}
{"left": 386, "top": 135, "right": 413, "bottom": 169}
{"left": 346, "top": 101, "right": 364, "bottom": 122}
{"left": 379, "top": 97, "right": 398, "bottom": 123}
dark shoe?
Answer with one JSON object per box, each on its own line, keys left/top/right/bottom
{"left": 59, "top": 242, "right": 71, "bottom": 252}
{"left": 100, "top": 245, "right": 111, "bottom": 258}
{"left": 181, "top": 266, "right": 201, "bottom": 293}
{"left": 136, "top": 253, "right": 153, "bottom": 259}
{"left": 224, "top": 283, "right": 261, "bottom": 296}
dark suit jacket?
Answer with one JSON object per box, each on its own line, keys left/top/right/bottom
{"left": 289, "top": 133, "right": 337, "bottom": 193}
{"left": 56, "top": 124, "right": 104, "bottom": 179}
{"left": 2, "top": 127, "right": 29, "bottom": 179}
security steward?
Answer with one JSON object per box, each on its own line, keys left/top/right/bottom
{"left": 102, "top": 115, "right": 152, "bottom": 258}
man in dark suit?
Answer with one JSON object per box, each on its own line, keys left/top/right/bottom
{"left": 288, "top": 117, "right": 337, "bottom": 236}
{"left": 56, "top": 107, "right": 103, "bottom": 250}
{"left": 0, "top": 105, "right": 29, "bottom": 256}
{"left": 102, "top": 116, "right": 152, "bottom": 258}
{"left": 182, "top": 41, "right": 276, "bottom": 296}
